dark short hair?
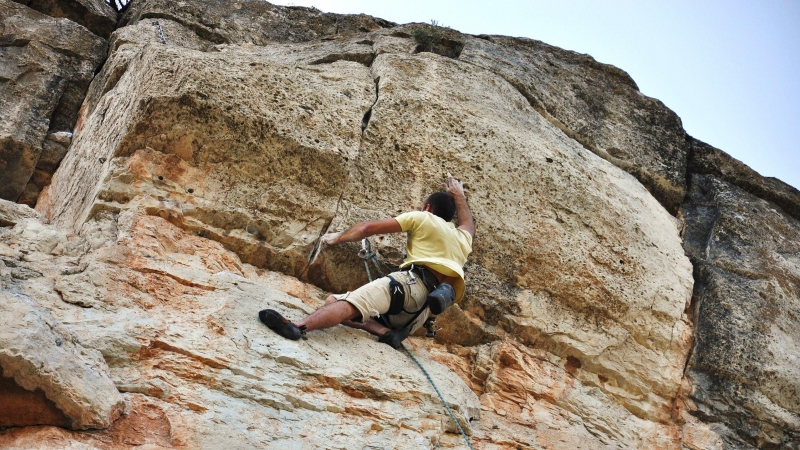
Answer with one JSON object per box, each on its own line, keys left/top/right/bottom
{"left": 424, "top": 192, "right": 456, "bottom": 221}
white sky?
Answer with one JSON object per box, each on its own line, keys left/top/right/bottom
{"left": 273, "top": 0, "right": 800, "bottom": 190}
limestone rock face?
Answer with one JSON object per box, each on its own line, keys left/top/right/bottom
{"left": 688, "top": 136, "right": 800, "bottom": 222}
{"left": 2, "top": 1, "right": 798, "bottom": 448}
{"left": 121, "top": 0, "right": 395, "bottom": 46}
{"left": 0, "top": 261, "right": 124, "bottom": 429}
{"left": 41, "top": 42, "right": 375, "bottom": 279}
{"left": 341, "top": 47, "right": 694, "bottom": 428}
{"left": 681, "top": 173, "right": 800, "bottom": 448}
{"left": 0, "top": 0, "right": 106, "bottom": 203}
{"left": 0, "top": 198, "right": 40, "bottom": 226}
{"left": 0, "top": 211, "right": 481, "bottom": 448}
{"left": 11, "top": 0, "right": 117, "bottom": 38}
{"left": 461, "top": 35, "right": 688, "bottom": 212}
{"left": 31, "top": 15, "right": 697, "bottom": 447}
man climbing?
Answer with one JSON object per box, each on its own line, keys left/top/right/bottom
{"left": 259, "top": 173, "right": 475, "bottom": 349}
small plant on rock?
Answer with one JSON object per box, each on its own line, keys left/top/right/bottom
{"left": 411, "top": 20, "right": 464, "bottom": 59}
{"left": 412, "top": 20, "right": 444, "bottom": 53}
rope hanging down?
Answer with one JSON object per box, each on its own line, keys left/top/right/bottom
{"left": 359, "top": 238, "right": 474, "bottom": 449}
{"left": 401, "top": 344, "right": 475, "bottom": 449}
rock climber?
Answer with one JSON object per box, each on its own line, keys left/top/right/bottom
{"left": 259, "top": 173, "right": 475, "bottom": 349}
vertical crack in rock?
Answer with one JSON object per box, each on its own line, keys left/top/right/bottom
{"left": 360, "top": 75, "right": 380, "bottom": 135}
{"left": 303, "top": 68, "right": 380, "bottom": 279}
{"left": 304, "top": 67, "right": 379, "bottom": 272}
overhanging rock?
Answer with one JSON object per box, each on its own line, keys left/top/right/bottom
{"left": 0, "top": 290, "right": 125, "bottom": 430}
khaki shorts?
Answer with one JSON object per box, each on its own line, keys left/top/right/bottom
{"left": 334, "top": 270, "right": 431, "bottom": 333}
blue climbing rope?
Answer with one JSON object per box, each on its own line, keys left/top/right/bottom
{"left": 401, "top": 344, "right": 475, "bottom": 449}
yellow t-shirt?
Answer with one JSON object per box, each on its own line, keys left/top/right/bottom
{"left": 394, "top": 210, "right": 473, "bottom": 302}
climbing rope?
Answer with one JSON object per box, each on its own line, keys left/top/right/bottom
{"left": 358, "top": 238, "right": 473, "bottom": 449}
{"left": 401, "top": 344, "right": 475, "bottom": 449}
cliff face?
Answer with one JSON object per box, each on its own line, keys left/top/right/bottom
{"left": 0, "top": 0, "right": 107, "bottom": 204}
{"left": 0, "top": 1, "right": 798, "bottom": 449}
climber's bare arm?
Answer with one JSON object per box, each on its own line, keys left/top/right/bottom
{"left": 321, "top": 218, "right": 402, "bottom": 245}
{"left": 444, "top": 173, "right": 475, "bottom": 238}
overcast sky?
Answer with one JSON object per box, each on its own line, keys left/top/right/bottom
{"left": 273, "top": 0, "right": 800, "bottom": 190}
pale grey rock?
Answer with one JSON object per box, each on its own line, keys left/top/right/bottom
{"left": 47, "top": 131, "right": 73, "bottom": 146}
{"left": 121, "top": 0, "right": 395, "bottom": 46}
{"left": 37, "top": 33, "right": 694, "bottom": 446}
{"left": 0, "top": 290, "right": 125, "bottom": 429}
{"left": 4, "top": 0, "right": 798, "bottom": 447}
{"left": 460, "top": 34, "right": 688, "bottom": 212}
{"left": 40, "top": 43, "right": 375, "bottom": 280}
{"left": 688, "top": 136, "right": 800, "bottom": 221}
{"left": 682, "top": 173, "right": 800, "bottom": 448}
{"left": 0, "top": 211, "right": 482, "bottom": 448}
{"left": 0, "top": 198, "right": 41, "bottom": 226}
{"left": 332, "top": 49, "right": 694, "bottom": 428}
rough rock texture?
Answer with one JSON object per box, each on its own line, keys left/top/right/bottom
{"left": 688, "top": 136, "right": 800, "bottom": 222}
{"left": 2, "top": 1, "right": 798, "bottom": 448}
{"left": 681, "top": 173, "right": 800, "bottom": 448}
{"left": 345, "top": 46, "right": 693, "bottom": 426}
{"left": 30, "top": 15, "right": 698, "bottom": 447}
{"left": 121, "top": 0, "right": 395, "bottom": 45}
{"left": 0, "top": 0, "right": 106, "bottom": 203}
{"left": 460, "top": 35, "right": 688, "bottom": 212}
{"left": 0, "top": 211, "right": 481, "bottom": 448}
{"left": 11, "top": 0, "right": 117, "bottom": 38}
{"left": 0, "top": 198, "right": 41, "bottom": 226}
{"left": 0, "top": 262, "right": 125, "bottom": 429}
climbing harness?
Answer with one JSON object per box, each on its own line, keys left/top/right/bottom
{"left": 401, "top": 344, "right": 475, "bottom": 450}
{"left": 152, "top": 21, "right": 167, "bottom": 45}
{"left": 360, "top": 239, "right": 430, "bottom": 330}
{"left": 358, "top": 238, "right": 474, "bottom": 449}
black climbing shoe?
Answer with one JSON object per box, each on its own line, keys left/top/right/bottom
{"left": 427, "top": 282, "right": 455, "bottom": 315}
{"left": 378, "top": 327, "right": 411, "bottom": 349}
{"left": 259, "top": 309, "right": 304, "bottom": 340}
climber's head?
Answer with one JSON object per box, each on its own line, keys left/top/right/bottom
{"left": 422, "top": 192, "right": 456, "bottom": 221}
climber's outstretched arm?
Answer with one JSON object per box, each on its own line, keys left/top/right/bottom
{"left": 444, "top": 173, "right": 475, "bottom": 238}
{"left": 321, "top": 218, "right": 402, "bottom": 246}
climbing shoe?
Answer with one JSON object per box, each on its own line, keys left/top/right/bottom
{"left": 427, "top": 282, "right": 455, "bottom": 315}
{"left": 378, "top": 327, "right": 411, "bottom": 349}
{"left": 259, "top": 309, "right": 304, "bottom": 340}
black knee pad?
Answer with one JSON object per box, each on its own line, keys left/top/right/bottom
{"left": 428, "top": 282, "right": 455, "bottom": 315}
